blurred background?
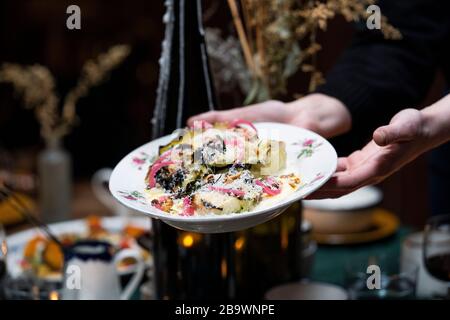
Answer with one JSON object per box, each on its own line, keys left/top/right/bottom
{"left": 2, "top": 0, "right": 450, "bottom": 302}
{"left": 0, "top": 0, "right": 443, "bottom": 227}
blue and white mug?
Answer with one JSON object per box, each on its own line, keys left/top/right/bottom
{"left": 61, "top": 240, "right": 144, "bottom": 300}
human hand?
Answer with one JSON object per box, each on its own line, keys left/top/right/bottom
{"left": 309, "top": 107, "right": 448, "bottom": 199}
{"left": 187, "top": 93, "right": 352, "bottom": 139}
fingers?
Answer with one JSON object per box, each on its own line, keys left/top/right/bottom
{"left": 187, "top": 110, "right": 229, "bottom": 126}
{"left": 306, "top": 175, "right": 367, "bottom": 199}
{"left": 307, "top": 156, "right": 381, "bottom": 199}
{"left": 187, "top": 105, "right": 246, "bottom": 127}
{"left": 335, "top": 158, "right": 348, "bottom": 172}
{"left": 187, "top": 107, "right": 257, "bottom": 127}
{"left": 308, "top": 109, "right": 426, "bottom": 200}
{"left": 306, "top": 176, "right": 356, "bottom": 199}
{"left": 304, "top": 177, "right": 348, "bottom": 199}
{"left": 187, "top": 100, "right": 286, "bottom": 127}
{"left": 305, "top": 158, "right": 349, "bottom": 199}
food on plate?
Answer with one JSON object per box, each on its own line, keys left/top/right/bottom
{"left": 21, "top": 216, "right": 149, "bottom": 279}
{"left": 144, "top": 120, "right": 301, "bottom": 216}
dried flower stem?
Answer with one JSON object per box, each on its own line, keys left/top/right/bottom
{"left": 0, "top": 45, "right": 130, "bottom": 144}
{"left": 227, "top": 0, "right": 401, "bottom": 102}
{"left": 227, "top": 0, "right": 256, "bottom": 75}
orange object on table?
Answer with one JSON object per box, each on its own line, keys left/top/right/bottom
{"left": 0, "top": 193, "right": 35, "bottom": 226}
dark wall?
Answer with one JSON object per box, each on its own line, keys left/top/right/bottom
{"left": 0, "top": 0, "right": 165, "bottom": 176}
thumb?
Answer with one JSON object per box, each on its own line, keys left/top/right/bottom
{"left": 373, "top": 125, "right": 396, "bottom": 146}
{"left": 373, "top": 124, "right": 416, "bottom": 146}
{"left": 373, "top": 109, "right": 422, "bottom": 146}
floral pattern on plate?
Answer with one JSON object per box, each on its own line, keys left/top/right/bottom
{"left": 131, "top": 152, "right": 155, "bottom": 170}
{"left": 118, "top": 190, "right": 147, "bottom": 205}
{"left": 294, "top": 138, "right": 323, "bottom": 159}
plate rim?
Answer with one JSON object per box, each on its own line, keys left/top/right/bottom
{"left": 302, "top": 186, "right": 383, "bottom": 211}
{"left": 312, "top": 209, "right": 400, "bottom": 245}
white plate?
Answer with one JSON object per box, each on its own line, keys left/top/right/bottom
{"left": 303, "top": 186, "right": 383, "bottom": 211}
{"left": 6, "top": 216, "right": 152, "bottom": 281}
{"left": 109, "top": 122, "right": 337, "bottom": 233}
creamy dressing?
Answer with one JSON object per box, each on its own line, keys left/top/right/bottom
{"left": 254, "top": 175, "right": 300, "bottom": 210}
{"left": 145, "top": 171, "right": 301, "bottom": 216}
{"left": 144, "top": 124, "right": 301, "bottom": 216}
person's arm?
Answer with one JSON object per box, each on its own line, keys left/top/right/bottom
{"left": 190, "top": 1, "right": 449, "bottom": 141}
{"left": 309, "top": 94, "right": 450, "bottom": 199}
{"left": 316, "top": 0, "right": 449, "bottom": 130}
{"left": 188, "top": 93, "right": 352, "bottom": 139}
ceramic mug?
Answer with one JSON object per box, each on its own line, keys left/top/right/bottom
{"left": 61, "top": 240, "right": 145, "bottom": 300}
{"left": 91, "top": 168, "right": 132, "bottom": 216}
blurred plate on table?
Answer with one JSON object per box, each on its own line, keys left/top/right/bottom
{"left": 265, "top": 281, "right": 348, "bottom": 300}
{"left": 303, "top": 186, "right": 383, "bottom": 234}
{"left": 6, "top": 216, "right": 153, "bottom": 281}
{"left": 312, "top": 209, "right": 399, "bottom": 245}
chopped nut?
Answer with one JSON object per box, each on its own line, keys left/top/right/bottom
{"left": 161, "top": 198, "right": 174, "bottom": 212}
{"left": 224, "top": 172, "right": 242, "bottom": 184}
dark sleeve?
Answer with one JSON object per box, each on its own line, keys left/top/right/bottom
{"left": 316, "top": 0, "right": 449, "bottom": 125}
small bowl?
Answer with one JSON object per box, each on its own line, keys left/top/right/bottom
{"left": 303, "top": 186, "right": 383, "bottom": 234}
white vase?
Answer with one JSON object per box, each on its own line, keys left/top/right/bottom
{"left": 38, "top": 138, "right": 72, "bottom": 223}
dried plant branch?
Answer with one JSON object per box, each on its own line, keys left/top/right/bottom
{"left": 228, "top": 0, "right": 402, "bottom": 102}
{"left": 227, "top": 0, "right": 256, "bottom": 75}
{"left": 0, "top": 44, "right": 130, "bottom": 143}
{"left": 0, "top": 64, "right": 59, "bottom": 139}
{"left": 206, "top": 28, "right": 251, "bottom": 94}
{"left": 59, "top": 44, "right": 131, "bottom": 137}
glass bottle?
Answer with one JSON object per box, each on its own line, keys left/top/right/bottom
{"left": 151, "top": 0, "right": 304, "bottom": 299}
{"left": 151, "top": 0, "right": 234, "bottom": 300}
